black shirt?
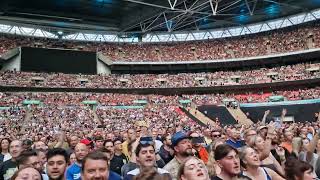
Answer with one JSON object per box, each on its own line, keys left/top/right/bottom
{"left": 0, "top": 159, "right": 18, "bottom": 180}
{"left": 158, "top": 145, "right": 173, "bottom": 164}
{"left": 110, "top": 153, "right": 128, "bottom": 175}
{"left": 211, "top": 176, "right": 223, "bottom": 180}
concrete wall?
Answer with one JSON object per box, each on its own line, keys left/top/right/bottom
{"left": 1, "top": 47, "right": 21, "bottom": 71}
{"left": 97, "top": 59, "right": 111, "bottom": 75}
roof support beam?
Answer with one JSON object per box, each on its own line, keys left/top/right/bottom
{"left": 244, "top": 0, "right": 258, "bottom": 15}
{"left": 209, "top": 0, "right": 219, "bottom": 15}
{"left": 168, "top": 0, "right": 178, "bottom": 10}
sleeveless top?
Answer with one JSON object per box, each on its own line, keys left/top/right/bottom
{"left": 242, "top": 167, "right": 272, "bottom": 180}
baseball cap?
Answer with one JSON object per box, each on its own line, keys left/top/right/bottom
{"left": 257, "top": 126, "right": 268, "bottom": 132}
{"left": 80, "top": 139, "right": 91, "bottom": 146}
{"left": 171, "top": 131, "right": 189, "bottom": 147}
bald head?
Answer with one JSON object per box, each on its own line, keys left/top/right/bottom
{"left": 75, "top": 143, "right": 89, "bottom": 163}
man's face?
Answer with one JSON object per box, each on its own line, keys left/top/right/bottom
{"left": 285, "top": 131, "right": 293, "bottom": 141}
{"left": 38, "top": 151, "right": 47, "bottom": 171}
{"left": 10, "top": 140, "right": 23, "bottom": 159}
{"left": 75, "top": 144, "right": 89, "bottom": 162}
{"left": 136, "top": 145, "right": 156, "bottom": 168}
{"left": 47, "top": 155, "right": 67, "bottom": 180}
{"left": 217, "top": 150, "right": 240, "bottom": 176}
{"left": 114, "top": 141, "right": 122, "bottom": 152}
{"left": 104, "top": 142, "right": 114, "bottom": 155}
{"left": 21, "top": 155, "right": 42, "bottom": 172}
{"left": 35, "top": 141, "right": 47, "bottom": 151}
{"left": 70, "top": 136, "right": 79, "bottom": 148}
{"left": 82, "top": 159, "right": 109, "bottom": 180}
{"left": 174, "top": 139, "right": 193, "bottom": 157}
{"left": 165, "top": 135, "right": 172, "bottom": 146}
{"left": 231, "top": 129, "right": 240, "bottom": 140}
{"left": 95, "top": 140, "right": 104, "bottom": 149}
{"left": 152, "top": 129, "right": 158, "bottom": 139}
{"left": 106, "top": 133, "right": 114, "bottom": 141}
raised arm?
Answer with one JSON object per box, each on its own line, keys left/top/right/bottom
{"left": 261, "top": 110, "right": 270, "bottom": 125}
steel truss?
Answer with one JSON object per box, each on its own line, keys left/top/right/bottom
{"left": 0, "top": 9, "right": 319, "bottom": 43}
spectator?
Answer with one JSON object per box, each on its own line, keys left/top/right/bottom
{"left": 81, "top": 151, "right": 120, "bottom": 180}
{"left": 0, "top": 140, "right": 23, "bottom": 180}
{"left": 66, "top": 143, "right": 89, "bottom": 180}
{"left": 46, "top": 148, "right": 69, "bottom": 180}
{"left": 10, "top": 166, "right": 42, "bottom": 180}
{"left": 124, "top": 141, "right": 171, "bottom": 180}
{"left": 177, "top": 156, "right": 210, "bottom": 180}
{"left": 164, "top": 131, "right": 193, "bottom": 180}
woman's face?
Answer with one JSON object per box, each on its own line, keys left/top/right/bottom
{"left": 69, "top": 153, "right": 76, "bottom": 165}
{"left": 181, "top": 158, "right": 210, "bottom": 180}
{"left": 1, "top": 139, "right": 9, "bottom": 150}
{"left": 255, "top": 136, "right": 265, "bottom": 150}
{"left": 302, "top": 169, "right": 316, "bottom": 180}
{"left": 243, "top": 147, "right": 260, "bottom": 167}
{"left": 14, "top": 167, "right": 42, "bottom": 180}
{"left": 302, "top": 139, "right": 310, "bottom": 151}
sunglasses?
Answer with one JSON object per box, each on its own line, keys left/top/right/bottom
{"left": 212, "top": 134, "right": 221, "bottom": 138}
{"left": 139, "top": 140, "right": 154, "bottom": 145}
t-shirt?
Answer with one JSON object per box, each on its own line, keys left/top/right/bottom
{"left": 110, "top": 154, "right": 128, "bottom": 175}
{"left": 66, "top": 163, "right": 81, "bottom": 180}
{"left": 211, "top": 176, "right": 223, "bottom": 180}
{"left": 0, "top": 159, "right": 18, "bottom": 180}
{"left": 109, "top": 171, "right": 121, "bottom": 180}
{"left": 163, "top": 157, "right": 181, "bottom": 180}
{"left": 280, "top": 142, "right": 292, "bottom": 153}
{"left": 158, "top": 145, "right": 173, "bottom": 164}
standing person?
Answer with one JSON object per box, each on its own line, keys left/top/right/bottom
{"left": 110, "top": 139, "right": 128, "bottom": 175}
{"left": 122, "top": 129, "right": 136, "bottom": 159}
{"left": 16, "top": 150, "right": 42, "bottom": 172}
{"left": 46, "top": 148, "right": 69, "bottom": 180}
{"left": 226, "top": 127, "right": 245, "bottom": 149}
{"left": 16, "top": 150, "right": 48, "bottom": 180}
{"left": 159, "top": 134, "right": 174, "bottom": 164}
{"left": 0, "top": 140, "right": 23, "bottom": 180}
{"left": 211, "top": 144, "right": 241, "bottom": 180}
{"left": 124, "top": 141, "right": 171, "bottom": 180}
{"left": 190, "top": 132, "right": 209, "bottom": 164}
{"left": 94, "top": 136, "right": 104, "bottom": 150}
{"left": 66, "top": 143, "right": 89, "bottom": 180}
{"left": 67, "top": 136, "right": 79, "bottom": 155}
{"left": 164, "top": 131, "right": 193, "bottom": 180}
{"left": 239, "top": 146, "right": 285, "bottom": 180}
{"left": 0, "top": 138, "right": 11, "bottom": 163}
{"left": 81, "top": 151, "right": 121, "bottom": 180}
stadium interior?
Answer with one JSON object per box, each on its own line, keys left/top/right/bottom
{"left": 1, "top": 0, "right": 320, "bottom": 179}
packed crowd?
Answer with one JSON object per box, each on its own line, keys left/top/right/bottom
{"left": 0, "top": 23, "right": 320, "bottom": 62}
{"left": 0, "top": 62, "right": 319, "bottom": 89}
{"left": 1, "top": 96, "right": 320, "bottom": 180}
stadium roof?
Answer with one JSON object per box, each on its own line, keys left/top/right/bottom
{"left": 0, "top": 0, "right": 319, "bottom": 34}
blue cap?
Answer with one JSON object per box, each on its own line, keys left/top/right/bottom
{"left": 171, "top": 131, "right": 189, "bottom": 147}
